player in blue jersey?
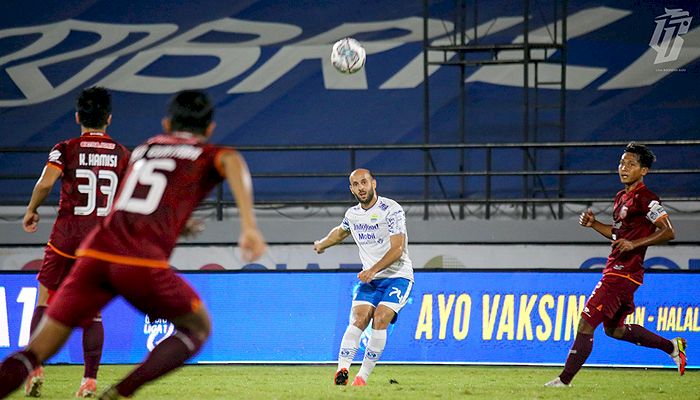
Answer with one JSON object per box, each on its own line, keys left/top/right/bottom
{"left": 314, "top": 169, "right": 414, "bottom": 386}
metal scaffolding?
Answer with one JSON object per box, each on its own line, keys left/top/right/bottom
{"left": 423, "top": 0, "right": 568, "bottom": 219}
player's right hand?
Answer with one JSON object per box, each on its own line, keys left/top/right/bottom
{"left": 579, "top": 208, "right": 595, "bottom": 227}
{"left": 23, "top": 211, "right": 39, "bottom": 233}
{"left": 238, "top": 228, "right": 267, "bottom": 262}
{"left": 313, "top": 240, "right": 325, "bottom": 254}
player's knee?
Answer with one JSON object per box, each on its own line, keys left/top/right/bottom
{"left": 603, "top": 325, "right": 615, "bottom": 337}
{"left": 604, "top": 325, "right": 625, "bottom": 339}
{"left": 172, "top": 308, "right": 211, "bottom": 342}
{"left": 372, "top": 310, "right": 395, "bottom": 329}
{"left": 577, "top": 316, "right": 595, "bottom": 334}
{"left": 352, "top": 316, "right": 371, "bottom": 330}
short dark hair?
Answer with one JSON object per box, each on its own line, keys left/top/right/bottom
{"left": 624, "top": 142, "right": 656, "bottom": 168}
{"left": 167, "top": 90, "right": 214, "bottom": 135}
{"left": 76, "top": 86, "right": 111, "bottom": 129}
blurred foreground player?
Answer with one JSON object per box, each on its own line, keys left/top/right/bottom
{"left": 0, "top": 90, "right": 267, "bottom": 399}
{"left": 545, "top": 143, "right": 686, "bottom": 387}
{"left": 22, "top": 87, "right": 130, "bottom": 397}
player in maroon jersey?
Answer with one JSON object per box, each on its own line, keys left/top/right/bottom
{"left": 21, "top": 87, "right": 130, "bottom": 397}
{"left": 545, "top": 143, "right": 686, "bottom": 387}
{"left": 0, "top": 90, "right": 267, "bottom": 399}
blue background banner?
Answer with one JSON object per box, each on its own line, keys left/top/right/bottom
{"left": 0, "top": 271, "right": 697, "bottom": 367}
{"left": 1, "top": 0, "right": 698, "bottom": 201}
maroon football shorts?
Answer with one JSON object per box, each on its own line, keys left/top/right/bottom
{"left": 47, "top": 256, "right": 203, "bottom": 328}
{"left": 37, "top": 245, "right": 76, "bottom": 292}
{"left": 581, "top": 274, "right": 640, "bottom": 329}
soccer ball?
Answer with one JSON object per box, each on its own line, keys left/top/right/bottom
{"left": 331, "top": 38, "right": 366, "bottom": 74}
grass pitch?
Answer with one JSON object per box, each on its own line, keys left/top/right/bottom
{"left": 6, "top": 365, "right": 697, "bottom": 399}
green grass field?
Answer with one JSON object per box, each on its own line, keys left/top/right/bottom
{"left": 6, "top": 365, "right": 698, "bottom": 399}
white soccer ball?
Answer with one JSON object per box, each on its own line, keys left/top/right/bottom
{"left": 331, "top": 38, "right": 366, "bottom": 74}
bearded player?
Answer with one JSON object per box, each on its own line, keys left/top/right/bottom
{"left": 314, "top": 169, "right": 414, "bottom": 386}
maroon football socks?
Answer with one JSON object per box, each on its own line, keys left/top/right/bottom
{"left": 559, "top": 332, "right": 593, "bottom": 385}
{"left": 82, "top": 318, "right": 104, "bottom": 379}
{"left": 619, "top": 324, "right": 674, "bottom": 354}
{"left": 0, "top": 350, "right": 40, "bottom": 397}
{"left": 114, "top": 329, "right": 204, "bottom": 397}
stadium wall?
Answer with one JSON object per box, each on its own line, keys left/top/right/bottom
{"left": 1, "top": 217, "right": 698, "bottom": 272}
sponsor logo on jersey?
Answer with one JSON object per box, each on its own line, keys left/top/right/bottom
{"left": 358, "top": 232, "right": 376, "bottom": 241}
{"left": 378, "top": 202, "right": 389, "bottom": 211}
{"left": 353, "top": 223, "right": 379, "bottom": 231}
{"left": 80, "top": 141, "right": 116, "bottom": 149}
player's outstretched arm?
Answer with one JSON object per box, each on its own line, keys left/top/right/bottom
{"left": 358, "top": 233, "right": 405, "bottom": 283}
{"left": 314, "top": 226, "right": 350, "bottom": 254}
{"left": 23, "top": 165, "right": 62, "bottom": 233}
{"left": 220, "top": 150, "right": 267, "bottom": 261}
{"left": 579, "top": 208, "right": 613, "bottom": 239}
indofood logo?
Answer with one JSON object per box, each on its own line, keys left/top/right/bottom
{"left": 143, "top": 315, "right": 175, "bottom": 351}
{"left": 649, "top": 8, "right": 693, "bottom": 64}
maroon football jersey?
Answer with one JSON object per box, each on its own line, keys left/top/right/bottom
{"left": 46, "top": 132, "right": 130, "bottom": 256}
{"left": 77, "top": 132, "right": 233, "bottom": 267}
{"left": 603, "top": 183, "right": 667, "bottom": 284}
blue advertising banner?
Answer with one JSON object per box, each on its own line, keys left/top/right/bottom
{"left": 0, "top": 271, "right": 698, "bottom": 368}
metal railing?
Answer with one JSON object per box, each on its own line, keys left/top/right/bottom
{"left": 2, "top": 139, "right": 699, "bottom": 220}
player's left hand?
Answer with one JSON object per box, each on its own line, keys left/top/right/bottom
{"left": 23, "top": 211, "right": 39, "bottom": 233}
{"left": 612, "top": 238, "right": 635, "bottom": 253}
{"left": 358, "top": 269, "right": 376, "bottom": 283}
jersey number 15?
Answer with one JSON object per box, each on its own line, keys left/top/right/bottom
{"left": 114, "top": 158, "right": 176, "bottom": 215}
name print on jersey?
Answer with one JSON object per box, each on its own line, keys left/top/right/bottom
{"left": 79, "top": 153, "right": 118, "bottom": 167}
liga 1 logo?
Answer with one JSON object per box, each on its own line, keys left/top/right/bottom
{"left": 143, "top": 315, "right": 175, "bottom": 351}
{"left": 649, "top": 8, "right": 693, "bottom": 64}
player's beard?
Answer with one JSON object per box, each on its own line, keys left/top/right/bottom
{"left": 353, "top": 187, "right": 375, "bottom": 205}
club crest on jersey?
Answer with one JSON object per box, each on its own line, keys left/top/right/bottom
{"left": 143, "top": 315, "right": 175, "bottom": 351}
{"left": 619, "top": 205, "right": 628, "bottom": 219}
{"left": 370, "top": 214, "right": 379, "bottom": 223}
